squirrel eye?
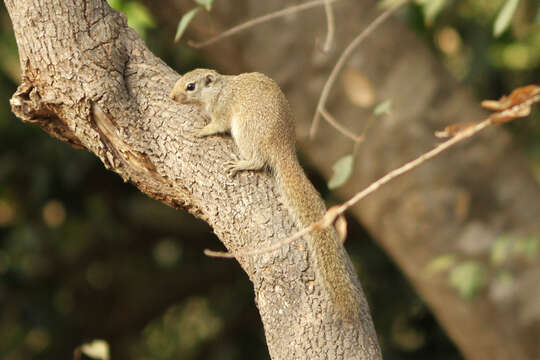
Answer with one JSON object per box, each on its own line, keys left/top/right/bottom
{"left": 185, "top": 82, "right": 196, "bottom": 91}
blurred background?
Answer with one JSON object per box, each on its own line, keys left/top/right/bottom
{"left": 0, "top": 0, "right": 539, "bottom": 359}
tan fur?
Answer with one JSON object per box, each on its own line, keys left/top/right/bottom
{"left": 170, "top": 69, "right": 361, "bottom": 322}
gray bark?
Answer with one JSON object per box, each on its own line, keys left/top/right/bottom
{"left": 4, "top": 0, "right": 382, "bottom": 359}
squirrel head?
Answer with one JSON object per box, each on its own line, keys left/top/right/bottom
{"left": 170, "top": 68, "right": 221, "bottom": 106}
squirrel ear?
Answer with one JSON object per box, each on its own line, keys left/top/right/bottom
{"left": 205, "top": 74, "right": 215, "bottom": 86}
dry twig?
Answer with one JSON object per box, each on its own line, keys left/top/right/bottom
{"left": 188, "top": 0, "right": 342, "bottom": 48}
{"left": 310, "top": 0, "right": 410, "bottom": 138}
{"left": 320, "top": 107, "right": 364, "bottom": 142}
{"left": 321, "top": 0, "right": 336, "bottom": 52}
{"left": 206, "top": 85, "right": 540, "bottom": 259}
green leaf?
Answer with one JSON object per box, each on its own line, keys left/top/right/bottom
{"left": 328, "top": 154, "right": 354, "bottom": 190}
{"left": 107, "top": 0, "right": 123, "bottom": 10}
{"left": 373, "top": 99, "right": 392, "bottom": 116}
{"left": 80, "top": 339, "right": 110, "bottom": 360}
{"left": 491, "top": 236, "right": 512, "bottom": 266}
{"left": 513, "top": 235, "right": 539, "bottom": 261}
{"left": 492, "top": 234, "right": 539, "bottom": 264}
{"left": 124, "top": 2, "right": 155, "bottom": 37}
{"left": 425, "top": 254, "right": 456, "bottom": 274}
{"left": 194, "top": 0, "right": 214, "bottom": 11}
{"left": 448, "top": 261, "right": 487, "bottom": 300}
{"left": 420, "top": 0, "right": 448, "bottom": 26}
{"left": 379, "top": 0, "right": 404, "bottom": 10}
{"left": 175, "top": 7, "right": 201, "bottom": 43}
{"left": 495, "top": 270, "right": 514, "bottom": 286}
{"left": 493, "top": 0, "right": 520, "bottom": 38}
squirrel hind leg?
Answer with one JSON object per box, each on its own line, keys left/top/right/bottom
{"left": 225, "top": 157, "right": 265, "bottom": 177}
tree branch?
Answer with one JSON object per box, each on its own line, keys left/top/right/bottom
{"left": 4, "top": 0, "right": 381, "bottom": 359}
{"left": 173, "top": 1, "right": 540, "bottom": 359}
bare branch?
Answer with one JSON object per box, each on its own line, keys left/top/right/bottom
{"left": 320, "top": 107, "right": 364, "bottom": 142}
{"left": 321, "top": 0, "right": 336, "bottom": 52}
{"left": 206, "top": 117, "right": 493, "bottom": 258}
{"left": 207, "top": 86, "right": 540, "bottom": 258}
{"left": 310, "top": 0, "right": 409, "bottom": 138}
{"left": 204, "top": 224, "right": 315, "bottom": 258}
{"left": 188, "top": 0, "right": 342, "bottom": 48}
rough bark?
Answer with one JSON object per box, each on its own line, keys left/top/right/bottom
{"left": 159, "top": 1, "right": 540, "bottom": 359}
{"left": 4, "top": 0, "right": 382, "bottom": 359}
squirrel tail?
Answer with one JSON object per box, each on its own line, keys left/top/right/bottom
{"left": 273, "top": 155, "right": 361, "bottom": 322}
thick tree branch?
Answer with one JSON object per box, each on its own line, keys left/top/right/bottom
{"left": 163, "top": 1, "right": 540, "bottom": 359}
{"left": 4, "top": 0, "right": 381, "bottom": 359}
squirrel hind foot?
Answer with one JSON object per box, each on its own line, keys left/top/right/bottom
{"left": 225, "top": 158, "right": 265, "bottom": 177}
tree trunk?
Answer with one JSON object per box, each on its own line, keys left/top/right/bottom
{"left": 161, "top": 1, "right": 540, "bottom": 359}
{"left": 4, "top": 0, "right": 382, "bottom": 359}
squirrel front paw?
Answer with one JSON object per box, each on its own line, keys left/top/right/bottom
{"left": 192, "top": 122, "right": 227, "bottom": 138}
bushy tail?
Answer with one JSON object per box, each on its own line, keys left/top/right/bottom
{"left": 273, "top": 155, "right": 361, "bottom": 322}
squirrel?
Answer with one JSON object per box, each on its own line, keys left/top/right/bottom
{"left": 170, "top": 69, "right": 361, "bottom": 322}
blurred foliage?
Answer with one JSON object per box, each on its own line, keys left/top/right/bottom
{"left": 174, "top": 0, "right": 214, "bottom": 42}
{"left": 173, "top": 0, "right": 215, "bottom": 42}
{"left": 0, "top": 0, "right": 539, "bottom": 359}
{"left": 426, "top": 232, "right": 538, "bottom": 302}
{"left": 107, "top": 0, "right": 155, "bottom": 39}
{"left": 412, "top": 0, "right": 540, "bottom": 83}
{"left": 134, "top": 297, "right": 223, "bottom": 359}
{"left": 407, "top": 0, "right": 540, "bottom": 180}
{"left": 408, "top": 0, "right": 540, "bottom": 303}
{"left": 448, "top": 261, "right": 488, "bottom": 300}
{"left": 492, "top": 234, "right": 539, "bottom": 264}
{"left": 175, "top": 7, "right": 202, "bottom": 42}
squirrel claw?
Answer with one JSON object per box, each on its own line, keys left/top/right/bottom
{"left": 191, "top": 128, "right": 211, "bottom": 138}
{"left": 224, "top": 161, "right": 240, "bottom": 177}
{"left": 224, "top": 154, "right": 246, "bottom": 177}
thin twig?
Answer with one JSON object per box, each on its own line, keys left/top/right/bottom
{"left": 320, "top": 107, "right": 364, "bottom": 142}
{"left": 334, "top": 118, "right": 493, "bottom": 215}
{"left": 321, "top": 0, "right": 335, "bottom": 52}
{"left": 205, "top": 88, "right": 539, "bottom": 259}
{"left": 310, "top": 0, "right": 409, "bottom": 138}
{"left": 188, "top": 0, "right": 342, "bottom": 48}
{"left": 205, "top": 223, "right": 315, "bottom": 258}
{"left": 206, "top": 116, "right": 493, "bottom": 259}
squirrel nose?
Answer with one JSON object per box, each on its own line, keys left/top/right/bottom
{"left": 170, "top": 92, "right": 187, "bottom": 103}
